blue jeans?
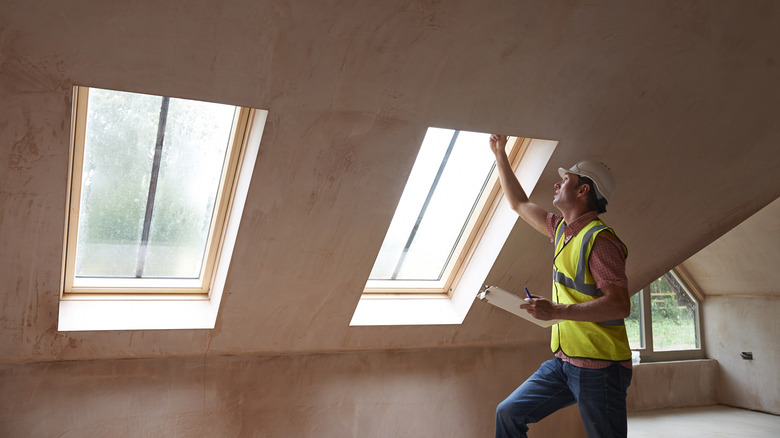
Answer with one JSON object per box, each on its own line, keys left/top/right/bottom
{"left": 495, "top": 358, "right": 632, "bottom": 438}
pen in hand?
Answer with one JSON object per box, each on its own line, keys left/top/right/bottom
{"left": 524, "top": 286, "right": 533, "bottom": 302}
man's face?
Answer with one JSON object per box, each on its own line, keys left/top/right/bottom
{"left": 553, "top": 172, "right": 579, "bottom": 210}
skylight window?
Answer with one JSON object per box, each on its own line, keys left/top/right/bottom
{"left": 352, "top": 132, "right": 557, "bottom": 325}
{"left": 63, "top": 86, "right": 251, "bottom": 295}
{"left": 365, "top": 128, "right": 525, "bottom": 294}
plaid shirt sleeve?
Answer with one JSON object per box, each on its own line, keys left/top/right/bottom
{"left": 589, "top": 232, "right": 628, "bottom": 289}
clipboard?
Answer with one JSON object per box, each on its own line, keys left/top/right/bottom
{"left": 477, "top": 285, "right": 562, "bottom": 328}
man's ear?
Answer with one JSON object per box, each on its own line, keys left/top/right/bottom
{"left": 577, "top": 182, "right": 590, "bottom": 198}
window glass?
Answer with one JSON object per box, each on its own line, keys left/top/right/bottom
{"left": 75, "top": 88, "right": 236, "bottom": 281}
{"left": 368, "top": 128, "right": 496, "bottom": 282}
{"left": 626, "top": 290, "right": 643, "bottom": 350}
{"left": 649, "top": 272, "right": 699, "bottom": 351}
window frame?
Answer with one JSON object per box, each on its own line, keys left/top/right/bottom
{"left": 631, "top": 267, "right": 706, "bottom": 362}
{"left": 61, "top": 86, "right": 253, "bottom": 298}
{"left": 351, "top": 137, "right": 559, "bottom": 326}
{"left": 363, "top": 134, "right": 531, "bottom": 296}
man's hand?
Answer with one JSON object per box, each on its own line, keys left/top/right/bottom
{"left": 520, "top": 295, "right": 560, "bottom": 321}
{"left": 489, "top": 134, "right": 509, "bottom": 155}
{"left": 521, "top": 285, "right": 631, "bottom": 323}
{"left": 487, "top": 133, "right": 549, "bottom": 236}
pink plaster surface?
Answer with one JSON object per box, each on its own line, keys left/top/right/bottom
{"left": 1, "top": 0, "right": 779, "bottom": 364}
{"left": 0, "top": 0, "right": 779, "bottom": 433}
{"left": 627, "top": 360, "right": 718, "bottom": 412}
{"left": 0, "top": 345, "right": 588, "bottom": 438}
{"left": 704, "top": 296, "right": 780, "bottom": 415}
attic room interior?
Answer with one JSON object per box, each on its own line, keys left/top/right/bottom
{"left": 1, "top": 1, "right": 779, "bottom": 437}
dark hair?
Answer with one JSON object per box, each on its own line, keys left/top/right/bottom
{"left": 576, "top": 175, "right": 608, "bottom": 214}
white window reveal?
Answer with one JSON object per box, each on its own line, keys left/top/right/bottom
{"left": 59, "top": 86, "right": 267, "bottom": 330}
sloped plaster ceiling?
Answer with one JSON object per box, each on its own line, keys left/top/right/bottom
{"left": 681, "top": 197, "right": 780, "bottom": 297}
{"left": 1, "top": 0, "right": 779, "bottom": 363}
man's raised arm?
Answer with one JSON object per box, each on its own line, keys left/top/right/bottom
{"left": 489, "top": 134, "right": 549, "bottom": 236}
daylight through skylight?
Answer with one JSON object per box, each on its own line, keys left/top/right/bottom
{"left": 76, "top": 89, "right": 236, "bottom": 280}
{"left": 63, "top": 86, "right": 249, "bottom": 295}
{"left": 368, "top": 128, "right": 500, "bottom": 287}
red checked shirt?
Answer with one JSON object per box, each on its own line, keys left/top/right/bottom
{"left": 546, "top": 211, "right": 632, "bottom": 369}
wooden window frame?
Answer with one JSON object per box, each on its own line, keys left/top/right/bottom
{"left": 363, "top": 135, "right": 531, "bottom": 297}
{"left": 633, "top": 267, "right": 706, "bottom": 362}
{"left": 61, "top": 86, "right": 254, "bottom": 299}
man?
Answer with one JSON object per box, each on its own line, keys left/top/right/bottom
{"left": 489, "top": 134, "right": 633, "bottom": 438}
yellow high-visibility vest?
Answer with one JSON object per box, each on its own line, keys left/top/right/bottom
{"left": 550, "top": 218, "right": 632, "bottom": 362}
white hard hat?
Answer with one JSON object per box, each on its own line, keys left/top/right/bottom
{"left": 558, "top": 160, "right": 615, "bottom": 202}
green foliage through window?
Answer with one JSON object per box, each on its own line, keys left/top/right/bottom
{"left": 75, "top": 88, "right": 237, "bottom": 280}
{"left": 625, "top": 270, "right": 700, "bottom": 354}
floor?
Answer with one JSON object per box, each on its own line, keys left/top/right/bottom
{"left": 628, "top": 405, "right": 780, "bottom": 437}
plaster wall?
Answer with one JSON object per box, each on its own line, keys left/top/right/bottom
{"left": 2, "top": 0, "right": 780, "bottom": 366}
{"left": 626, "top": 360, "right": 717, "bottom": 412}
{"left": 0, "top": 345, "right": 588, "bottom": 438}
{"left": 0, "top": 1, "right": 778, "bottom": 432}
{"left": 703, "top": 296, "right": 780, "bottom": 415}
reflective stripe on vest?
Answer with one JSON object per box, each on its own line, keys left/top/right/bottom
{"left": 551, "top": 218, "right": 631, "bottom": 361}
